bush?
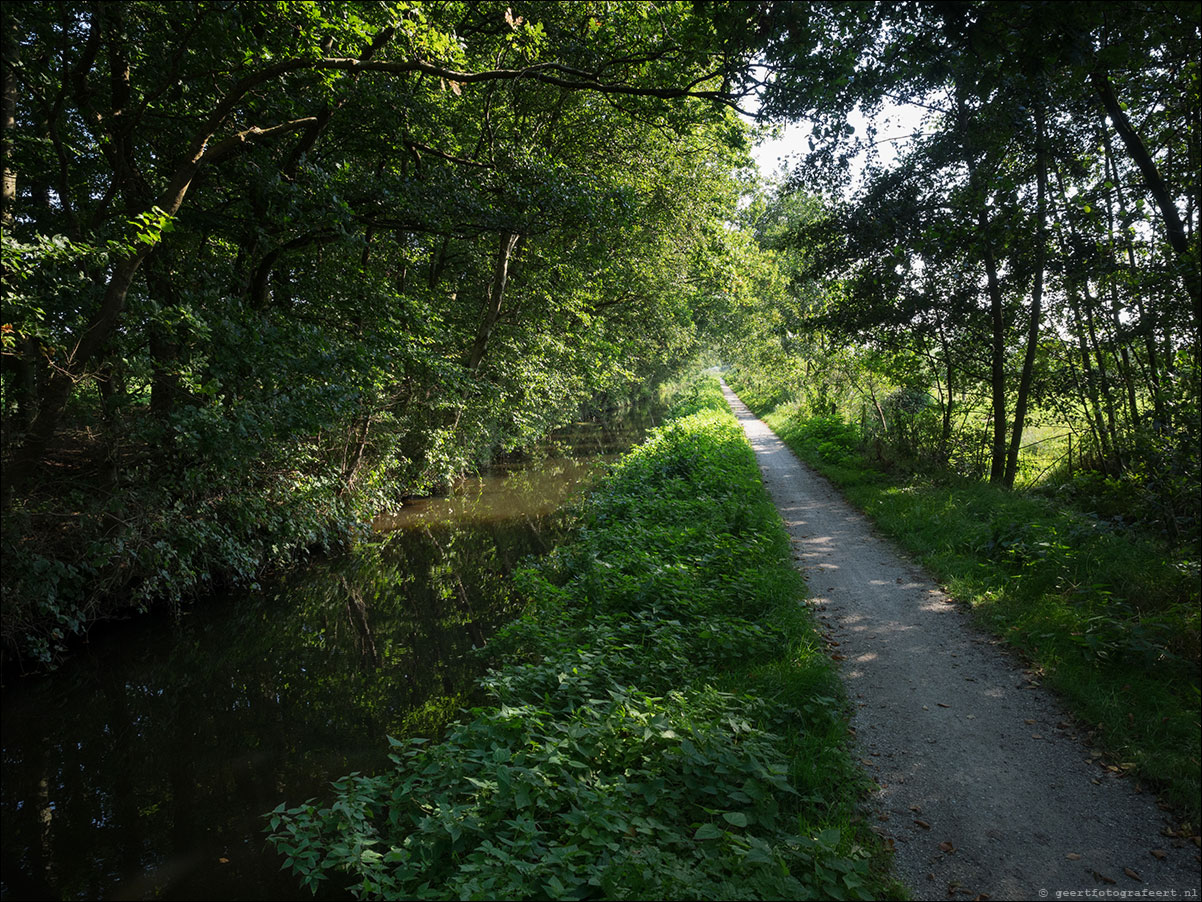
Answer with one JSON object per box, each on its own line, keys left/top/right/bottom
{"left": 265, "top": 376, "right": 893, "bottom": 900}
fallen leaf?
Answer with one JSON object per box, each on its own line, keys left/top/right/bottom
{"left": 1032, "top": 733, "right": 1044, "bottom": 739}
{"left": 1025, "top": 719, "right": 1036, "bottom": 725}
{"left": 1150, "top": 849, "right": 1167, "bottom": 860}
{"left": 937, "top": 702, "right": 950, "bottom": 708}
{"left": 1092, "top": 870, "right": 1117, "bottom": 885}
{"left": 939, "top": 841, "right": 955, "bottom": 852}
{"left": 831, "top": 653, "right": 846, "bottom": 661}
{"left": 909, "top": 805, "right": 922, "bottom": 813}
{"left": 219, "top": 857, "right": 230, "bottom": 864}
{"left": 1066, "top": 853, "right": 1082, "bottom": 860}
{"left": 915, "top": 819, "right": 931, "bottom": 829}
{"left": 1124, "top": 867, "right": 1141, "bottom": 881}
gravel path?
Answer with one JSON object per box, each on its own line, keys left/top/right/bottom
{"left": 722, "top": 381, "right": 1202, "bottom": 902}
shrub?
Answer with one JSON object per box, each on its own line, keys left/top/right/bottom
{"left": 265, "top": 376, "right": 889, "bottom": 900}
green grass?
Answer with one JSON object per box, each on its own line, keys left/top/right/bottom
{"left": 266, "top": 375, "right": 904, "bottom": 900}
{"left": 728, "top": 374, "right": 1201, "bottom": 826}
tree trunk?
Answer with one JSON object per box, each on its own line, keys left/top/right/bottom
{"left": 938, "top": 324, "right": 955, "bottom": 463}
{"left": 1003, "top": 103, "right": 1047, "bottom": 488}
{"left": 1103, "top": 127, "right": 1167, "bottom": 427}
{"left": 1066, "top": 284, "right": 1113, "bottom": 468}
{"left": 978, "top": 205, "right": 1008, "bottom": 485}
{"left": 1080, "top": 280, "right": 1121, "bottom": 467}
{"left": 1093, "top": 70, "right": 1201, "bottom": 329}
{"left": 1, "top": 14, "right": 16, "bottom": 227}
{"left": 1092, "top": 128, "right": 1139, "bottom": 431}
{"left": 2, "top": 249, "right": 150, "bottom": 506}
{"left": 144, "top": 259, "right": 184, "bottom": 420}
{"left": 340, "top": 411, "right": 373, "bottom": 491}
{"left": 465, "top": 231, "right": 520, "bottom": 374}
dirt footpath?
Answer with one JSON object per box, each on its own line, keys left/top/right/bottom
{"left": 722, "top": 381, "right": 1201, "bottom": 901}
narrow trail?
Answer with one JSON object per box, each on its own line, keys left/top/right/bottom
{"left": 722, "top": 381, "right": 1201, "bottom": 901}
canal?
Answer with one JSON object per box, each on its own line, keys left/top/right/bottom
{"left": 0, "top": 410, "right": 657, "bottom": 901}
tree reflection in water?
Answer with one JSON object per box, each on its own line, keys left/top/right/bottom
{"left": 1, "top": 408, "right": 658, "bottom": 901}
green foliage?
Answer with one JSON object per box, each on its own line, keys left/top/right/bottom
{"left": 0, "top": 467, "right": 356, "bottom": 666}
{"left": 726, "top": 1, "right": 1199, "bottom": 502}
{"left": 786, "top": 415, "right": 860, "bottom": 466}
{"left": 266, "top": 376, "right": 898, "bottom": 900}
{"left": 2, "top": 2, "right": 762, "bottom": 665}
{"left": 729, "top": 374, "right": 1201, "bottom": 821}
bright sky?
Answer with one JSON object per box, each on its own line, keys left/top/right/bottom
{"left": 750, "top": 102, "right": 934, "bottom": 191}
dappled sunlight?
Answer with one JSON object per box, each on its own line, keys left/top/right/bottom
{"left": 918, "top": 595, "right": 955, "bottom": 613}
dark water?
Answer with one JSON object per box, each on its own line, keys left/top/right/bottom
{"left": 0, "top": 412, "right": 656, "bottom": 901}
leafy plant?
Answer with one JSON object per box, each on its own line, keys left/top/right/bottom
{"left": 266, "top": 376, "right": 897, "bottom": 899}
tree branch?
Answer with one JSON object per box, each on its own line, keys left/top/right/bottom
{"left": 197, "top": 117, "right": 320, "bottom": 165}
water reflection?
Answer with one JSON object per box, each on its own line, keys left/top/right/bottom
{"left": 0, "top": 407, "right": 658, "bottom": 901}
{"left": 374, "top": 458, "right": 604, "bottom": 530}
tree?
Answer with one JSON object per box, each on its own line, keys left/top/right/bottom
{"left": 725, "top": 0, "right": 1198, "bottom": 488}
{"left": 0, "top": 0, "right": 756, "bottom": 505}
{"left": 1, "top": 1, "right": 762, "bottom": 663}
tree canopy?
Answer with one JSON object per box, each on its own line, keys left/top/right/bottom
{"left": 1, "top": 1, "right": 762, "bottom": 663}
{"left": 3, "top": 0, "right": 1198, "bottom": 662}
{"left": 725, "top": 0, "right": 1198, "bottom": 504}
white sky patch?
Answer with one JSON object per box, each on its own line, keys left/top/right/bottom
{"left": 750, "top": 100, "right": 933, "bottom": 194}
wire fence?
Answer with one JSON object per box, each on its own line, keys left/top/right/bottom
{"left": 1015, "top": 430, "right": 1077, "bottom": 484}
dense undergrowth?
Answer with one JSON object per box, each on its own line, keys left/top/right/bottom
{"left": 726, "top": 371, "right": 1201, "bottom": 825}
{"left": 0, "top": 379, "right": 661, "bottom": 673}
{"left": 266, "top": 376, "right": 901, "bottom": 900}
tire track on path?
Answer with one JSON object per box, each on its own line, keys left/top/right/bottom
{"left": 722, "top": 380, "right": 1201, "bottom": 901}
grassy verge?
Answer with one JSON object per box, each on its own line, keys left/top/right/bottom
{"left": 266, "top": 375, "right": 902, "bottom": 900}
{"left": 727, "top": 376, "right": 1201, "bottom": 826}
